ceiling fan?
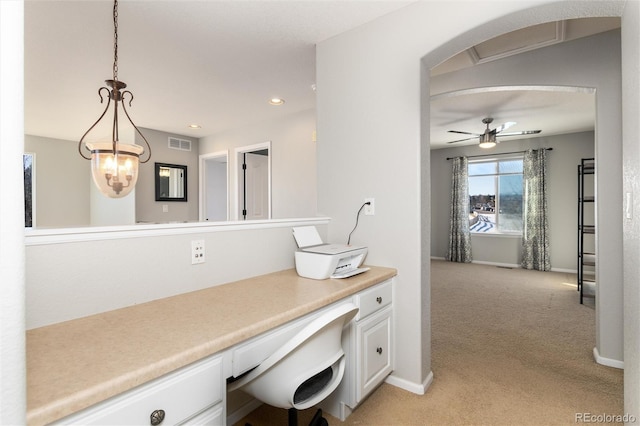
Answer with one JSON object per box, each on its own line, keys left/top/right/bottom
{"left": 447, "top": 117, "right": 541, "bottom": 148}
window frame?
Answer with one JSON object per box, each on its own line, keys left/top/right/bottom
{"left": 468, "top": 155, "right": 524, "bottom": 235}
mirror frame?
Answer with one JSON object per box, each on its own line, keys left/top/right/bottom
{"left": 155, "top": 162, "right": 188, "bottom": 202}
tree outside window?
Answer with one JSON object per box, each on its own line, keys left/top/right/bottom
{"left": 24, "top": 153, "right": 35, "bottom": 228}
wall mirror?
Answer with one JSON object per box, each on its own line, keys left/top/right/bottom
{"left": 155, "top": 163, "right": 187, "bottom": 202}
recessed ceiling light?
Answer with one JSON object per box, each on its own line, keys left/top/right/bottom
{"left": 269, "top": 98, "right": 285, "bottom": 106}
{"left": 188, "top": 124, "right": 202, "bottom": 129}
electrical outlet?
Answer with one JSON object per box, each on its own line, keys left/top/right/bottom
{"left": 162, "top": 204, "right": 169, "bottom": 213}
{"left": 364, "top": 198, "right": 375, "bottom": 215}
{"left": 191, "top": 240, "right": 205, "bottom": 264}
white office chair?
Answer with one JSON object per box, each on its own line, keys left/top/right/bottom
{"left": 228, "top": 303, "right": 359, "bottom": 426}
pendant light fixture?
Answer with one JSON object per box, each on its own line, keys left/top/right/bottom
{"left": 78, "top": 0, "right": 151, "bottom": 198}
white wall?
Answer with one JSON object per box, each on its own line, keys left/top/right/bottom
{"left": 316, "top": 0, "right": 630, "bottom": 395}
{"left": 200, "top": 108, "right": 317, "bottom": 220}
{"left": 431, "top": 131, "right": 595, "bottom": 271}
{"left": 622, "top": 0, "right": 640, "bottom": 417}
{"left": 25, "top": 221, "right": 328, "bottom": 329}
{"left": 0, "top": 1, "right": 26, "bottom": 424}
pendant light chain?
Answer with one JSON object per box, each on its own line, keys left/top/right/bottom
{"left": 78, "top": 0, "right": 152, "bottom": 198}
{"left": 112, "top": 0, "right": 119, "bottom": 148}
{"left": 113, "top": 0, "right": 119, "bottom": 83}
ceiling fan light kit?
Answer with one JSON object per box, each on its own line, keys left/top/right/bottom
{"left": 478, "top": 133, "right": 497, "bottom": 149}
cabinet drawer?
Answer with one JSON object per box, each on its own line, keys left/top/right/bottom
{"left": 232, "top": 317, "right": 308, "bottom": 377}
{"left": 55, "top": 355, "right": 223, "bottom": 425}
{"left": 354, "top": 279, "right": 392, "bottom": 320}
{"left": 357, "top": 307, "right": 392, "bottom": 402}
{"left": 177, "top": 403, "right": 224, "bottom": 426}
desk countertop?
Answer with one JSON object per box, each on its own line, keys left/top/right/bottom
{"left": 26, "top": 266, "right": 396, "bottom": 425}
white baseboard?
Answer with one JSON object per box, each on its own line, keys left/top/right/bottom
{"left": 431, "top": 257, "right": 520, "bottom": 269}
{"left": 226, "top": 399, "right": 262, "bottom": 426}
{"left": 432, "top": 257, "right": 577, "bottom": 274}
{"left": 472, "top": 260, "right": 521, "bottom": 269}
{"left": 593, "top": 347, "right": 624, "bottom": 369}
{"left": 385, "top": 371, "right": 434, "bottom": 395}
{"left": 551, "top": 267, "right": 577, "bottom": 274}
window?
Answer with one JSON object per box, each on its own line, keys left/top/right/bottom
{"left": 468, "top": 158, "right": 523, "bottom": 234}
{"left": 24, "top": 153, "right": 35, "bottom": 228}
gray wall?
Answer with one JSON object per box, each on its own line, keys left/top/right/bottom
{"left": 135, "top": 128, "right": 199, "bottom": 223}
{"left": 431, "top": 131, "right": 595, "bottom": 271}
{"left": 317, "top": 0, "right": 630, "bottom": 394}
{"left": 24, "top": 135, "right": 91, "bottom": 228}
{"left": 200, "top": 108, "right": 317, "bottom": 220}
{"left": 622, "top": 0, "right": 640, "bottom": 416}
{"left": 24, "top": 130, "right": 200, "bottom": 227}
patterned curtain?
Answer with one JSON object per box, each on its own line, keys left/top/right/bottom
{"left": 521, "top": 149, "right": 551, "bottom": 271}
{"left": 446, "top": 156, "right": 472, "bottom": 263}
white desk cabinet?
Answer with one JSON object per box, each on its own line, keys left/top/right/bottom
{"left": 354, "top": 279, "right": 393, "bottom": 403}
{"left": 321, "top": 279, "right": 394, "bottom": 420}
{"left": 33, "top": 269, "right": 397, "bottom": 426}
{"left": 356, "top": 305, "right": 393, "bottom": 401}
{"left": 54, "top": 355, "right": 224, "bottom": 426}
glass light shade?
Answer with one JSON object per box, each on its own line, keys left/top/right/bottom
{"left": 85, "top": 141, "right": 144, "bottom": 198}
{"left": 479, "top": 140, "right": 497, "bottom": 149}
{"left": 479, "top": 134, "right": 497, "bottom": 149}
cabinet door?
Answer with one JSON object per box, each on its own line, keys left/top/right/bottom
{"left": 356, "top": 307, "right": 392, "bottom": 402}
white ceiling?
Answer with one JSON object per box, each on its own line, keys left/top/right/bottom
{"left": 24, "top": 0, "right": 413, "bottom": 142}
{"left": 24, "top": 3, "right": 619, "bottom": 149}
{"left": 429, "top": 17, "right": 620, "bottom": 149}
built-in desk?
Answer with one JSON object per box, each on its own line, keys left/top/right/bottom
{"left": 27, "top": 266, "right": 396, "bottom": 425}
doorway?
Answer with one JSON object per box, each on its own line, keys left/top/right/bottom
{"left": 235, "top": 142, "right": 271, "bottom": 221}
{"left": 199, "top": 151, "right": 228, "bottom": 222}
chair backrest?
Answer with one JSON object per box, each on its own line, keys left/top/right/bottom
{"left": 228, "top": 303, "right": 359, "bottom": 410}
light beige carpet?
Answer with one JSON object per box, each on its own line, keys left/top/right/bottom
{"left": 236, "top": 260, "right": 623, "bottom": 425}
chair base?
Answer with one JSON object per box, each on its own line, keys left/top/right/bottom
{"left": 245, "top": 408, "right": 328, "bottom": 426}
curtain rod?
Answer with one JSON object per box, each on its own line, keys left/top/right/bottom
{"left": 446, "top": 147, "right": 553, "bottom": 160}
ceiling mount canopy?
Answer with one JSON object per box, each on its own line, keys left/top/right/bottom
{"left": 78, "top": 0, "right": 151, "bottom": 198}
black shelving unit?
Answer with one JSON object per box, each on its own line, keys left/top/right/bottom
{"left": 577, "top": 158, "right": 595, "bottom": 304}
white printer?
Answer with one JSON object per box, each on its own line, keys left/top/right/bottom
{"left": 292, "top": 226, "right": 369, "bottom": 280}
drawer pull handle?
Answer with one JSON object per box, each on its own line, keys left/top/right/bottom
{"left": 376, "top": 296, "right": 382, "bottom": 304}
{"left": 150, "top": 409, "right": 165, "bottom": 426}
{"left": 376, "top": 347, "right": 383, "bottom": 355}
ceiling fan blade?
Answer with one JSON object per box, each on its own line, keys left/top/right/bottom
{"left": 446, "top": 136, "right": 477, "bottom": 144}
{"left": 448, "top": 130, "right": 481, "bottom": 136}
{"left": 494, "top": 121, "right": 517, "bottom": 133}
{"left": 497, "top": 130, "right": 542, "bottom": 137}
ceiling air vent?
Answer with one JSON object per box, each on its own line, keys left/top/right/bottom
{"left": 168, "top": 137, "right": 192, "bottom": 152}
